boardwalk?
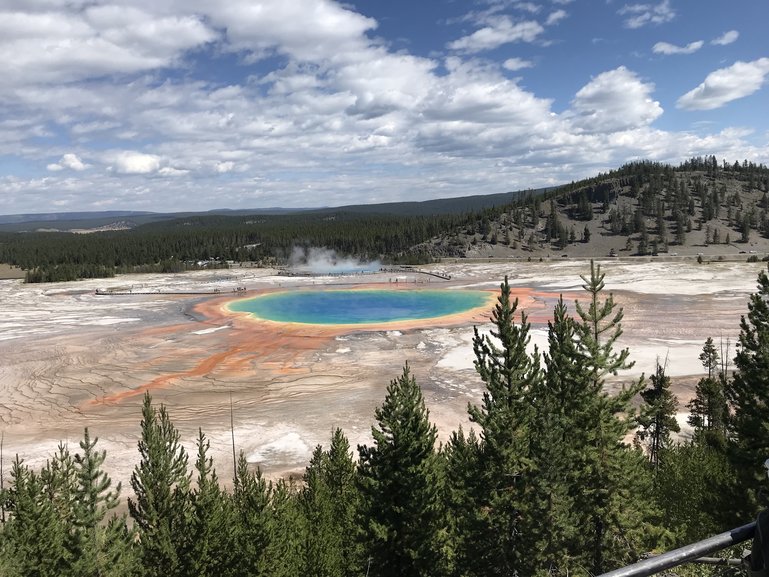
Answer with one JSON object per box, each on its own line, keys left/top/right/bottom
{"left": 94, "top": 287, "right": 247, "bottom": 296}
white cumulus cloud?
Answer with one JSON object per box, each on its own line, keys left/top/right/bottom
{"left": 653, "top": 40, "right": 703, "bottom": 55}
{"left": 47, "top": 153, "right": 89, "bottom": 171}
{"left": 0, "top": 7, "right": 216, "bottom": 85}
{"left": 677, "top": 58, "right": 769, "bottom": 110}
{"left": 546, "top": 10, "right": 568, "bottom": 25}
{"left": 619, "top": 0, "right": 675, "bottom": 29}
{"left": 215, "top": 161, "right": 235, "bottom": 173}
{"left": 0, "top": 0, "right": 766, "bottom": 215}
{"left": 109, "top": 151, "right": 161, "bottom": 175}
{"left": 448, "top": 18, "right": 544, "bottom": 53}
{"left": 568, "top": 66, "right": 663, "bottom": 133}
{"left": 200, "top": 0, "right": 376, "bottom": 63}
{"left": 503, "top": 57, "right": 534, "bottom": 71}
{"left": 515, "top": 2, "right": 541, "bottom": 14}
{"left": 158, "top": 167, "right": 189, "bottom": 177}
{"left": 712, "top": 30, "right": 739, "bottom": 46}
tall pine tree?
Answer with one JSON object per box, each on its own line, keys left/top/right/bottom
{"left": 71, "top": 428, "right": 135, "bottom": 577}
{"left": 636, "top": 362, "right": 680, "bottom": 469}
{"left": 128, "top": 394, "right": 191, "bottom": 577}
{"left": 302, "top": 428, "right": 359, "bottom": 577}
{"left": 465, "top": 276, "right": 543, "bottom": 576}
{"left": 687, "top": 337, "right": 728, "bottom": 447}
{"left": 529, "top": 297, "right": 584, "bottom": 575}
{"left": 1, "top": 457, "right": 71, "bottom": 577}
{"left": 727, "top": 264, "right": 769, "bottom": 518}
{"left": 357, "top": 364, "right": 447, "bottom": 577}
{"left": 182, "top": 429, "right": 238, "bottom": 577}
{"left": 443, "top": 427, "right": 483, "bottom": 577}
{"left": 572, "top": 261, "right": 654, "bottom": 574}
{"left": 232, "top": 454, "right": 273, "bottom": 577}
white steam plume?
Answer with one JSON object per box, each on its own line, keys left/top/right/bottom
{"left": 289, "top": 247, "right": 381, "bottom": 274}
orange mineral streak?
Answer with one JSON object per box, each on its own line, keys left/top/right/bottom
{"left": 87, "top": 285, "right": 569, "bottom": 406}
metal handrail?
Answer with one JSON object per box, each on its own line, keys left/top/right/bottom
{"left": 598, "top": 522, "right": 755, "bottom": 577}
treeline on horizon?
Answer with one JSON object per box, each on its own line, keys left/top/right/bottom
{"left": 2, "top": 157, "right": 769, "bottom": 283}
{"left": 0, "top": 211, "right": 466, "bottom": 283}
{"left": 3, "top": 262, "right": 769, "bottom": 577}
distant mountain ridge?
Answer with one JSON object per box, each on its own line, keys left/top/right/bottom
{"left": 0, "top": 188, "right": 544, "bottom": 232}
{"left": 0, "top": 210, "right": 154, "bottom": 225}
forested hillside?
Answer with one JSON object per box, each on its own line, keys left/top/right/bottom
{"left": 1, "top": 157, "right": 769, "bottom": 282}
{"left": 2, "top": 263, "right": 768, "bottom": 576}
{"left": 425, "top": 157, "right": 769, "bottom": 259}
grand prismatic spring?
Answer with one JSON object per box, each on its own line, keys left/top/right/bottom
{"left": 226, "top": 288, "right": 493, "bottom": 325}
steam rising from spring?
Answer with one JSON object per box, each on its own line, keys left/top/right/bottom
{"left": 289, "top": 247, "right": 381, "bottom": 275}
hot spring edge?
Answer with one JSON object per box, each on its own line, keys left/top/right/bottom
{"left": 225, "top": 288, "right": 493, "bottom": 325}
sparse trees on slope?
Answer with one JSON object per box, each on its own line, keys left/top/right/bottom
{"left": 357, "top": 364, "right": 448, "bottom": 577}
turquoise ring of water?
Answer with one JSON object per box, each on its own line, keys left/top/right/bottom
{"left": 226, "top": 288, "right": 492, "bottom": 325}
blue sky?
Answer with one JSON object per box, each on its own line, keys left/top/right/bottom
{"left": 0, "top": 0, "right": 767, "bottom": 214}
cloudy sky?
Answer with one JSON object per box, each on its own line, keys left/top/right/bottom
{"left": 1, "top": 0, "right": 767, "bottom": 214}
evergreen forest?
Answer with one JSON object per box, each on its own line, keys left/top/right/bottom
{"left": 3, "top": 261, "right": 769, "bottom": 576}
{"left": 2, "top": 157, "right": 769, "bottom": 283}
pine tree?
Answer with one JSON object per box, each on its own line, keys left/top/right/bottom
{"left": 442, "top": 427, "right": 483, "bottom": 577}
{"left": 572, "top": 261, "right": 652, "bottom": 574}
{"left": 1, "top": 457, "right": 72, "bottom": 577}
{"left": 39, "top": 443, "right": 77, "bottom": 530}
{"left": 655, "top": 442, "right": 736, "bottom": 545}
{"left": 466, "top": 276, "right": 542, "bottom": 576}
{"left": 528, "top": 297, "right": 583, "bottom": 574}
{"left": 71, "top": 428, "right": 134, "bottom": 577}
{"left": 357, "top": 364, "right": 447, "bottom": 577}
{"left": 727, "top": 265, "right": 769, "bottom": 517}
{"left": 687, "top": 338, "right": 728, "bottom": 446}
{"left": 303, "top": 445, "right": 339, "bottom": 577}
{"left": 182, "top": 429, "right": 237, "bottom": 577}
{"left": 261, "top": 477, "right": 306, "bottom": 577}
{"left": 700, "top": 336, "right": 719, "bottom": 380}
{"left": 128, "top": 394, "right": 191, "bottom": 577}
{"left": 302, "top": 429, "right": 359, "bottom": 577}
{"left": 636, "top": 362, "right": 680, "bottom": 468}
{"left": 232, "top": 454, "right": 272, "bottom": 576}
